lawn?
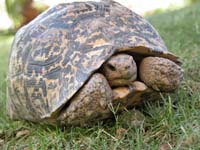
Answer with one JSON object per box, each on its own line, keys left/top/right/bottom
{"left": 0, "top": 3, "right": 200, "bottom": 149}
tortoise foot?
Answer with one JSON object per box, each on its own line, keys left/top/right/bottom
{"left": 112, "top": 81, "right": 160, "bottom": 111}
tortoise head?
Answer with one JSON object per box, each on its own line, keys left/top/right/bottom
{"left": 102, "top": 54, "right": 137, "bottom": 86}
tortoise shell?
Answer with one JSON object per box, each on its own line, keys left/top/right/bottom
{"left": 7, "top": 1, "right": 178, "bottom": 121}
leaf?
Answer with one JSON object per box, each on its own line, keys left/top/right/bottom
{"left": 0, "top": 138, "right": 4, "bottom": 145}
{"left": 16, "top": 130, "right": 30, "bottom": 138}
{"left": 116, "top": 128, "right": 127, "bottom": 139}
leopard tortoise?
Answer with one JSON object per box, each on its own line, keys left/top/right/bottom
{"left": 7, "top": 0, "right": 183, "bottom": 126}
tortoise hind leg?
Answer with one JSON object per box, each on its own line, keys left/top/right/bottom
{"left": 57, "top": 73, "right": 113, "bottom": 126}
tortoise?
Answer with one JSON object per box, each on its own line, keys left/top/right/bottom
{"left": 7, "top": 0, "right": 183, "bottom": 126}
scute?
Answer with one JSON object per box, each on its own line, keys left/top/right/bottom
{"left": 7, "top": 1, "right": 178, "bottom": 121}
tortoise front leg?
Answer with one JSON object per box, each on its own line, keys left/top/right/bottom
{"left": 57, "top": 73, "right": 113, "bottom": 126}
{"left": 139, "top": 57, "right": 183, "bottom": 92}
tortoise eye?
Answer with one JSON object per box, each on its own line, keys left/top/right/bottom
{"left": 107, "top": 64, "right": 116, "bottom": 71}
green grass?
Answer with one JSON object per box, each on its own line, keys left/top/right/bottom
{"left": 1, "top": 3, "right": 200, "bottom": 149}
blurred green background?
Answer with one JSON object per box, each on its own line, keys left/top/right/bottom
{"left": 0, "top": 0, "right": 198, "bottom": 33}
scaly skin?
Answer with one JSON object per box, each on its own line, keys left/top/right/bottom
{"left": 58, "top": 73, "right": 113, "bottom": 126}
{"left": 139, "top": 57, "right": 183, "bottom": 92}
{"left": 102, "top": 54, "right": 137, "bottom": 86}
